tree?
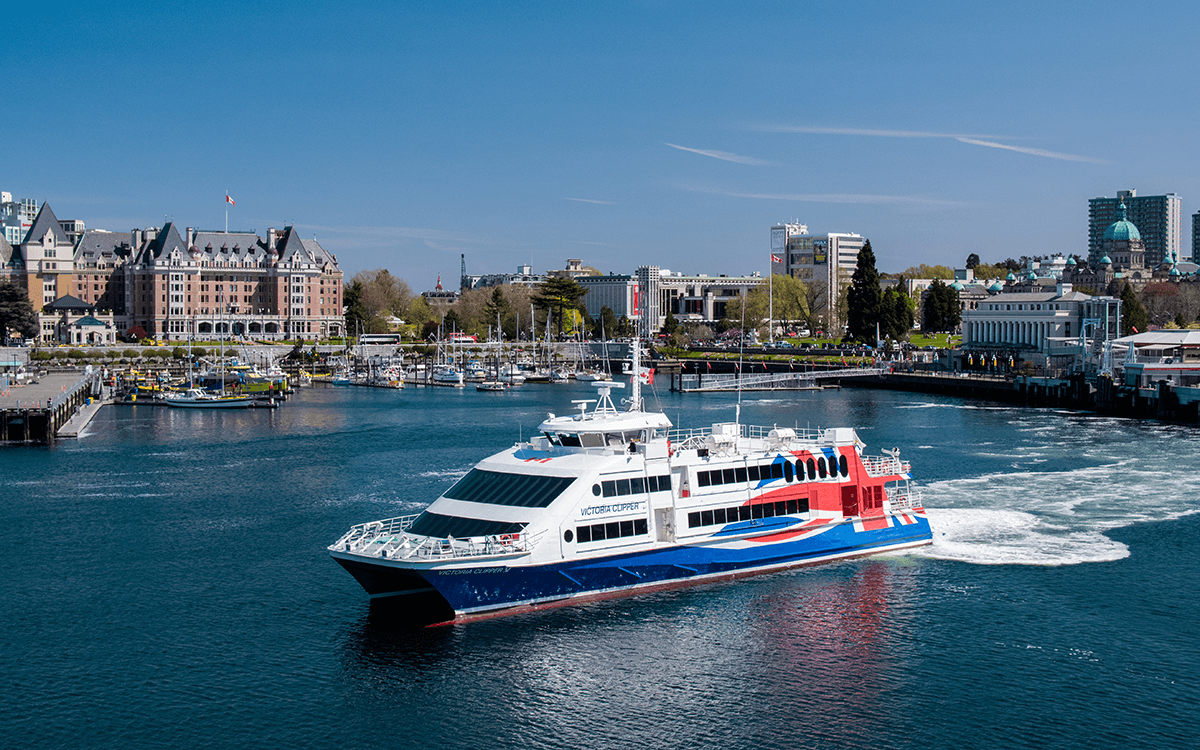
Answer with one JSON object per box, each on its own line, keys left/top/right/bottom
{"left": 0, "top": 281, "right": 38, "bottom": 343}
{"left": 922, "top": 279, "right": 961, "bottom": 333}
{"left": 845, "top": 240, "right": 882, "bottom": 344}
{"left": 662, "top": 308, "right": 679, "bottom": 336}
{"left": 880, "top": 286, "right": 913, "bottom": 340}
{"left": 343, "top": 280, "right": 370, "bottom": 335}
{"left": 770, "top": 274, "right": 807, "bottom": 330}
{"left": 532, "top": 277, "right": 588, "bottom": 337}
{"left": 721, "top": 288, "right": 770, "bottom": 336}
{"left": 1120, "top": 282, "right": 1149, "bottom": 335}
{"left": 592, "top": 305, "right": 620, "bottom": 340}
{"left": 896, "top": 264, "right": 954, "bottom": 280}
{"left": 965, "top": 253, "right": 980, "bottom": 269}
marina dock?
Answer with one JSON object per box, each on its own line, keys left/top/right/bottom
{"left": 1, "top": 370, "right": 105, "bottom": 444}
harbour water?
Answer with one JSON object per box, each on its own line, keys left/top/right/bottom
{"left": 2, "top": 384, "right": 1197, "bottom": 749}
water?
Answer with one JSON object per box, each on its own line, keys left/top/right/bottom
{"left": 2, "top": 384, "right": 1197, "bottom": 749}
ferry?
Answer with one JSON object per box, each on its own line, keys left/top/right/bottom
{"left": 329, "top": 345, "right": 931, "bottom": 621}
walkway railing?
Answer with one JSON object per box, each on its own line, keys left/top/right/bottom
{"left": 330, "top": 514, "right": 544, "bottom": 561}
{"left": 681, "top": 367, "right": 888, "bottom": 391}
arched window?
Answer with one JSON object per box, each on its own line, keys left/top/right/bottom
{"left": 806, "top": 458, "right": 816, "bottom": 480}
{"left": 839, "top": 455, "right": 849, "bottom": 477}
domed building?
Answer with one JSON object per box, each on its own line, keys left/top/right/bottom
{"left": 1067, "top": 202, "right": 1155, "bottom": 291}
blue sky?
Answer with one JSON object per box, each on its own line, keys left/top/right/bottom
{"left": 8, "top": 1, "right": 1200, "bottom": 288}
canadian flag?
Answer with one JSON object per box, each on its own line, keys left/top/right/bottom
{"left": 638, "top": 367, "right": 655, "bottom": 385}
{"left": 226, "top": 194, "right": 235, "bottom": 206}
{"left": 771, "top": 254, "right": 781, "bottom": 263}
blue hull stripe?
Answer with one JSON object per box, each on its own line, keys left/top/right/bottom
{"left": 421, "top": 516, "right": 931, "bottom": 614}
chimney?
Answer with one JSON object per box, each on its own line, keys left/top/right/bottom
{"left": 268, "top": 228, "right": 276, "bottom": 252}
{"left": 186, "top": 227, "right": 194, "bottom": 248}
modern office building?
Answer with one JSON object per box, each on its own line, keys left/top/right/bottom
{"left": 1088, "top": 189, "right": 1182, "bottom": 268}
{"left": 770, "top": 223, "right": 864, "bottom": 331}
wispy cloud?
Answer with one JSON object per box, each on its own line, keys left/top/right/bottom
{"left": 954, "top": 137, "right": 1105, "bottom": 163}
{"left": 757, "top": 125, "right": 1104, "bottom": 163}
{"left": 565, "top": 197, "right": 615, "bottom": 205}
{"left": 677, "top": 183, "right": 967, "bottom": 208}
{"left": 665, "top": 142, "right": 770, "bottom": 166}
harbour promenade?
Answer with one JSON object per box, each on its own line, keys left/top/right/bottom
{"left": 1, "top": 370, "right": 105, "bottom": 444}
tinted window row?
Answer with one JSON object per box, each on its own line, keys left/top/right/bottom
{"left": 445, "top": 469, "right": 576, "bottom": 508}
{"left": 575, "top": 518, "right": 648, "bottom": 543}
{"left": 698, "top": 462, "right": 783, "bottom": 487}
{"left": 687, "top": 497, "right": 808, "bottom": 529}
{"left": 698, "top": 455, "right": 849, "bottom": 488}
{"left": 593, "top": 475, "right": 672, "bottom": 498}
{"left": 409, "top": 511, "right": 526, "bottom": 539}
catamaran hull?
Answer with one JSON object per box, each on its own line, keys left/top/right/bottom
{"left": 332, "top": 512, "right": 931, "bottom": 619}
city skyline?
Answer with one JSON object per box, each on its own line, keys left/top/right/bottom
{"left": 7, "top": 1, "right": 1200, "bottom": 287}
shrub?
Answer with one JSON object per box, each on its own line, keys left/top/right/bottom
{"left": 172, "top": 347, "right": 188, "bottom": 360}
{"left": 190, "top": 347, "right": 207, "bottom": 357}
{"left": 123, "top": 349, "right": 141, "bottom": 359}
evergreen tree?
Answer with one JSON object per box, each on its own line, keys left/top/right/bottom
{"left": 880, "top": 286, "right": 913, "bottom": 340}
{"left": 845, "top": 240, "right": 881, "bottom": 343}
{"left": 1121, "top": 283, "right": 1149, "bottom": 335}
{"left": 592, "top": 305, "right": 620, "bottom": 339}
{"left": 663, "top": 308, "right": 679, "bottom": 336}
{"left": 342, "top": 280, "right": 370, "bottom": 335}
{"left": 965, "top": 253, "right": 980, "bottom": 269}
{"left": 0, "top": 282, "right": 38, "bottom": 342}
{"left": 482, "top": 287, "right": 510, "bottom": 328}
{"left": 922, "top": 279, "right": 960, "bottom": 332}
{"left": 532, "top": 277, "right": 588, "bottom": 337}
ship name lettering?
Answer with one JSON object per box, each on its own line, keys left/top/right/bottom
{"left": 580, "top": 501, "right": 645, "bottom": 517}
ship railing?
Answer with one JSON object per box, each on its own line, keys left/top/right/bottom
{"left": 332, "top": 518, "right": 546, "bottom": 561}
{"left": 666, "top": 424, "right": 824, "bottom": 450}
{"left": 861, "top": 455, "right": 911, "bottom": 477}
{"left": 885, "top": 486, "right": 923, "bottom": 511}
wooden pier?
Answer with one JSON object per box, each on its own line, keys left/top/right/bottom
{"left": 1, "top": 371, "right": 105, "bottom": 445}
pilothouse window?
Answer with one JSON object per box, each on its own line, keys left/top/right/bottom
{"left": 444, "top": 469, "right": 576, "bottom": 508}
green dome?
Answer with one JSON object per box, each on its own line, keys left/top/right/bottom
{"left": 1101, "top": 255, "right": 1113, "bottom": 265}
{"left": 1103, "top": 202, "right": 1141, "bottom": 242}
{"left": 1006, "top": 271, "right": 1016, "bottom": 281}
{"left": 989, "top": 281, "right": 1004, "bottom": 292}
{"left": 1027, "top": 271, "right": 1037, "bottom": 280}
{"left": 1066, "top": 256, "right": 1077, "bottom": 266}
{"left": 950, "top": 281, "right": 964, "bottom": 290}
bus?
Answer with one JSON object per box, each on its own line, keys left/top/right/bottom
{"left": 358, "top": 333, "right": 402, "bottom": 344}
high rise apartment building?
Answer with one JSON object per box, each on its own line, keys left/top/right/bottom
{"left": 1088, "top": 189, "right": 1182, "bottom": 268}
{"left": 1192, "top": 210, "right": 1200, "bottom": 263}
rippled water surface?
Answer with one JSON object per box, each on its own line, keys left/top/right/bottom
{"left": 2, "top": 384, "right": 1197, "bottom": 749}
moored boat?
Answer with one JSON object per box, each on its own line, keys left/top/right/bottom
{"left": 163, "top": 388, "right": 254, "bottom": 408}
{"left": 330, "top": 342, "right": 932, "bottom": 622}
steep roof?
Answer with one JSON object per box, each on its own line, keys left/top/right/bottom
{"left": 300, "top": 237, "right": 338, "bottom": 268}
{"left": 0, "top": 234, "right": 11, "bottom": 267}
{"left": 23, "top": 202, "right": 71, "bottom": 247}
{"left": 76, "top": 230, "right": 135, "bottom": 263}
{"left": 43, "top": 295, "right": 94, "bottom": 312}
{"left": 137, "top": 222, "right": 187, "bottom": 264}
{"left": 192, "top": 230, "right": 267, "bottom": 263}
{"left": 274, "top": 226, "right": 312, "bottom": 264}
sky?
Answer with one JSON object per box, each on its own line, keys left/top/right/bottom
{"left": 7, "top": 0, "right": 1200, "bottom": 288}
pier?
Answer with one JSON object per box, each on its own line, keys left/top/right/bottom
{"left": 678, "top": 367, "right": 888, "bottom": 392}
{"left": 1, "top": 370, "right": 105, "bottom": 445}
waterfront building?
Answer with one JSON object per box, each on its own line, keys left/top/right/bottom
{"left": 1066, "top": 201, "right": 1176, "bottom": 292}
{"left": 462, "top": 263, "right": 547, "bottom": 291}
{"left": 38, "top": 295, "right": 117, "bottom": 346}
{"left": 770, "top": 223, "right": 863, "bottom": 332}
{"left": 1088, "top": 189, "right": 1182, "bottom": 268}
{"left": 961, "top": 283, "right": 1121, "bottom": 373}
{"left": 6, "top": 202, "right": 344, "bottom": 341}
{"left": 629, "top": 265, "right": 766, "bottom": 331}
{"left": 576, "top": 272, "right": 637, "bottom": 320}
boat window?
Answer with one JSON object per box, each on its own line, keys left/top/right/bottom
{"left": 605, "top": 433, "right": 624, "bottom": 446}
{"left": 701, "top": 510, "right": 714, "bottom": 525}
{"left": 697, "top": 472, "right": 711, "bottom": 488}
{"left": 752, "top": 503, "right": 764, "bottom": 519}
{"left": 839, "top": 455, "right": 849, "bottom": 477}
{"left": 735, "top": 467, "right": 748, "bottom": 483}
{"left": 688, "top": 511, "right": 701, "bottom": 528}
{"left": 616, "top": 479, "right": 631, "bottom": 496}
{"left": 739, "top": 505, "right": 752, "bottom": 521}
{"left": 545, "top": 432, "right": 562, "bottom": 447}
{"left": 722, "top": 468, "right": 736, "bottom": 484}
{"left": 580, "top": 432, "right": 605, "bottom": 448}
{"left": 748, "top": 465, "right": 760, "bottom": 481}
{"left": 592, "top": 484, "right": 602, "bottom": 496}
{"left": 564, "top": 529, "right": 574, "bottom": 543}
{"left": 581, "top": 518, "right": 647, "bottom": 540}
{"left": 775, "top": 501, "right": 787, "bottom": 516}
{"left": 631, "top": 477, "right": 645, "bottom": 494}
{"left": 817, "top": 458, "right": 827, "bottom": 478}
{"left": 558, "top": 434, "right": 583, "bottom": 447}
{"left": 408, "top": 511, "right": 526, "bottom": 539}
{"left": 771, "top": 462, "right": 784, "bottom": 480}
{"left": 783, "top": 461, "right": 794, "bottom": 482}
{"left": 444, "top": 469, "right": 576, "bottom": 508}
{"left": 807, "top": 459, "right": 816, "bottom": 480}
{"left": 659, "top": 475, "right": 672, "bottom": 491}
{"left": 713, "top": 507, "right": 726, "bottom": 524}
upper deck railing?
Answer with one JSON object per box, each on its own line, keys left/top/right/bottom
{"left": 330, "top": 514, "right": 545, "bottom": 561}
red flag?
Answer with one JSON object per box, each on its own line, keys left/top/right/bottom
{"left": 226, "top": 194, "right": 236, "bottom": 206}
{"left": 771, "top": 254, "right": 781, "bottom": 263}
{"left": 1132, "top": 326, "right": 1139, "bottom": 333}
{"left": 706, "top": 360, "right": 711, "bottom": 370}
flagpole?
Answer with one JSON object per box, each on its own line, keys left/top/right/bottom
{"left": 769, "top": 259, "right": 774, "bottom": 345}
